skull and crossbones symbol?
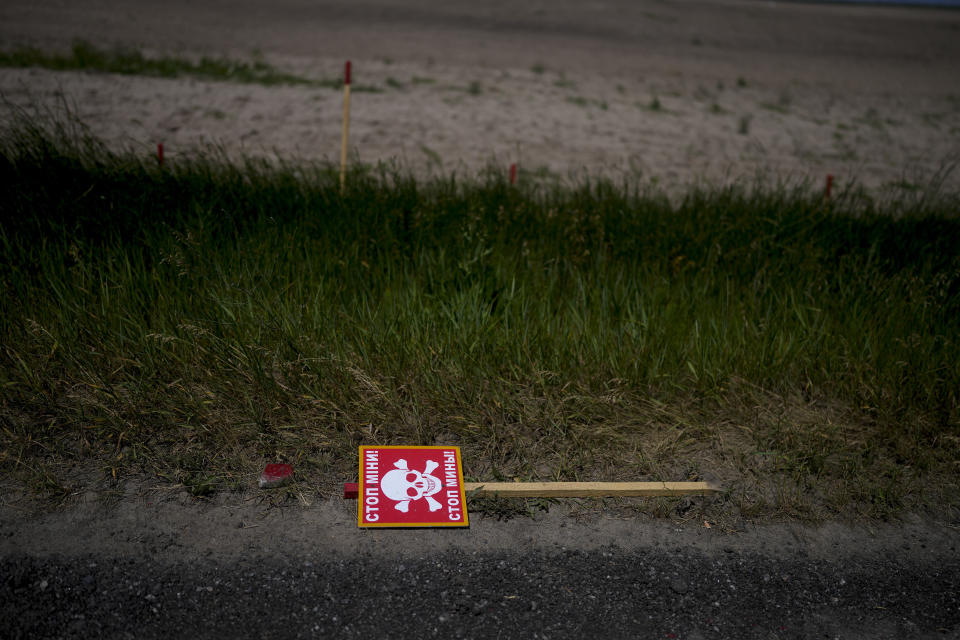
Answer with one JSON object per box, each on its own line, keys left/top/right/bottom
{"left": 381, "top": 459, "right": 443, "bottom": 512}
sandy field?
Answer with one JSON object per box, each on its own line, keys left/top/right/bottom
{"left": 1, "top": 0, "right": 959, "bottom": 190}
{"left": 0, "top": 0, "right": 960, "bottom": 188}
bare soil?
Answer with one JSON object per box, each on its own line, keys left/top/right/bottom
{"left": 1, "top": 0, "right": 959, "bottom": 191}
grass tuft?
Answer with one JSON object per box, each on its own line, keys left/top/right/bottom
{"left": 0, "top": 40, "right": 383, "bottom": 92}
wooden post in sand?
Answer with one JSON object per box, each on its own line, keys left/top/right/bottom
{"left": 340, "top": 61, "right": 352, "bottom": 194}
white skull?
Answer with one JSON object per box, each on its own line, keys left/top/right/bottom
{"left": 381, "top": 459, "right": 443, "bottom": 512}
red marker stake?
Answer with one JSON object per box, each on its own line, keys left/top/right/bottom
{"left": 259, "top": 463, "right": 294, "bottom": 488}
{"left": 340, "top": 61, "right": 352, "bottom": 194}
{"left": 157, "top": 142, "right": 164, "bottom": 166}
{"left": 509, "top": 163, "right": 517, "bottom": 185}
{"left": 825, "top": 174, "right": 834, "bottom": 201}
{"left": 344, "top": 482, "right": 359, "bottom": 499}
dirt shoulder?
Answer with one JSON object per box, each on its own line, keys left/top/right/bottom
{"left": 2, "top": 483, "right": 957, "bottom": 563}
{"left": 3, "top": 482, "right": 958, "bottom": 638}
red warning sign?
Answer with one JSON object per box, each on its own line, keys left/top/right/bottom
{"left": 358, "top": 446, "right": 469, "bottom": 528}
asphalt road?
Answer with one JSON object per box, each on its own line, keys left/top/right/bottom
{"left": 3, "top": 491, "right": 959, "bottom": 639}
{"left": 4, "top": 545, "right": 959, "bottom": 639}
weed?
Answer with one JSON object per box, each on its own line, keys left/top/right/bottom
{"left": 738, "top": 114, "right": 752, "bottom": 134}
{"left": 468, "top": 81, "right": 483, "bottom": 96}
{"left": 826, "top": 143, "right": 859, "bottom": 162}
{"left": 855, "top": 108, "right": 885, "bottom": 131}
{"left": 419, "top": 144, "right": 442, "bottom": 168}
{"left": 566, "top": 96, "right": 607, "bottom": 110}
{"left": 759, "top": 90, "right": 793, "bottom": 115}
{"left": 0, "top": 40, "right": 315, "bottom": 87}
{"left": 468, "top": 494, "right": 554, "bottom": 521}
{"left": 760, "top": 102, "right": 788, "bottom": 115}
{"left": 694, "top": 85, "right": 713, "bottom": 102}
{"left": 888, "top": 179, "right": 921, "bottom": 192}
{"left": 921, "top": 113, "right": 944, "bottom": 129}
{"left": 531, "top": 63, "right": 546, "bottom": 75}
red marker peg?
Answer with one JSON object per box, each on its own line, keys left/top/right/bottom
{"left": 509, "top": 163, "right": 517, "bottom": 185}
{"left": 259, "top": 463, "right": 294, "bottom": 488}
{"left": 157, "top": 142, "right": 164, "bottom": 166}
{"left": 343, "top": 482, "right": 359, "bottom": 499}
{"left": 825, "top": 174, "right": 834, "bottom": 201}
{"left": 344, "top": 60, "right": 351, "bottom": 86}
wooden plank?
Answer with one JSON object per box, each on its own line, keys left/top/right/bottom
{"left": 462, "top": 481, "right": 719, "bottom": 498}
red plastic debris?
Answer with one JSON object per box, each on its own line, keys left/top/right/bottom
{"left": 344, "top": 482, "right": 359, "bottom": 499}
{"left": 259, "top": 463, "right": 294, "bottom": 488}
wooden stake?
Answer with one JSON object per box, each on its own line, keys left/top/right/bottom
{"left": 344, "top": 481, "right": 719, "bottom": 499}
{"left": 463, "top": 481, "right": 719, "bottom": 498}
{"left": 340, "top": 61, "right": 352, "bottom": 194}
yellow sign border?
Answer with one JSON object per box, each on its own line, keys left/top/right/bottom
{"left": 357, "top": 445, "right": 469, "bottom": 528}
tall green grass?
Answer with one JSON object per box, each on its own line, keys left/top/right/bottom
{"left": 1, "top": 116, "right": 958, "bottom": 519}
